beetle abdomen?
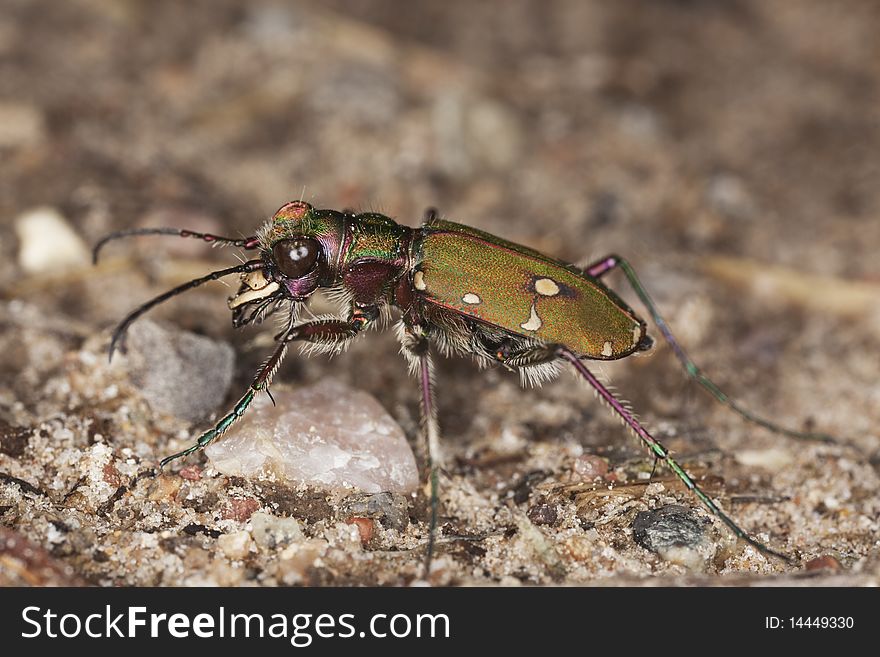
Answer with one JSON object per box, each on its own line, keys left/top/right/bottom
{"left": 414, "top": 221, "right": 645, "bottom": 360}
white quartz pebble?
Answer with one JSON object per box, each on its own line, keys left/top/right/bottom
{"left": 206, "top": 380, "right": 418, "bottom": 494}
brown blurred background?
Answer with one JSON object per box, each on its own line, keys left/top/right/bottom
{"left": 0, "top": 0, "right": 878, "bottom": 584}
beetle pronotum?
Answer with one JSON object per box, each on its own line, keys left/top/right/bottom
{"left": 94, "top": 201, "right": 831, "bottom": 565}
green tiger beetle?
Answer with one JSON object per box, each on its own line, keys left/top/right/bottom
{"left": 94, "top": 200, "right": 832, "bottom": 566}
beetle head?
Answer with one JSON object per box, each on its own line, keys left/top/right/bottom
{"left": 227, "top": 201, "right": 335, "bottom": 325}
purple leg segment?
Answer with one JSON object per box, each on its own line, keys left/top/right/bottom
{"left": 584, "top": 255, "right": 618, "bottom": 279}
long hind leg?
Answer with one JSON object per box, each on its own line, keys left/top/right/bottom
{"left": 554, "top": 346, "right": 791, "bottom": 563}
{"left": 487, "top": 336, "right": 791, "bottom": 561}
{"left": 582, "top": 254, "right": 832, "bottom": 442}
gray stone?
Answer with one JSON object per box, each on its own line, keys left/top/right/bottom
{"left": 632, "top": 505, "right": 713, "bottom": 568}
{"left": 117, "top": 320, "right": 234, "bottom": 423}
{"left": 205, "top": 380, "right": 419, "bottom": 494}
{"left": 339, "top": 491, "right": 410, "bottom": 530}
{"left": 632, "top": 505, "right": 708, "bottom": 552}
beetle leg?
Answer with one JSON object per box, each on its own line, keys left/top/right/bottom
{"left": 420, "top": 347, "right": 442, "bottom": 572}
{"left": 159, "top": 325, "right": 290, "bottom": 467}
{"left": 159, "top": 316, "right": 369, "bottom": 467}
{"left": 93, "top": 228, "right": 260, "bottom": 264}
{"left": 556, "top": 345, "right": 792, "bottom": 564}
{"left": 581, "top": 254, "right": 834, "bottom": 443}
{"left": 400, "top": 324, "right": 443, "bottom": 571}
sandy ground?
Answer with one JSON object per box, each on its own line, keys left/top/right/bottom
{"left": 1, "top": 0, "right": 878, "bottom": 586}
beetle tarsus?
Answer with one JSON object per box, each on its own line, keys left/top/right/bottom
{"left": 107, "top": 330, "right": 126, "bottom": 363}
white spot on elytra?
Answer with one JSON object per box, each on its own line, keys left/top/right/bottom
{"left": 462, "top": 293, "right": 481, "bottom": 304}
{"left": 414, "top": 270, "right": 427, "bottom": 290}
{"left": 520, "top": 303, "right": 542, "bottom": 331}
{"left": 535, "top": 278, "right": 560, "bottom": 296}
{"left": 633, "top": 325, "right": 641, "bottom": 346}
{"left": 602, "top": 341, "right": 613, "bottom": 357}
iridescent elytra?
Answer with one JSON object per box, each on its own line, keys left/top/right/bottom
{"left": 416, "top": 220, "right": 647, "bottom": 361}
{"left": 93, "top": 200, "right": 832, "bottom": 566}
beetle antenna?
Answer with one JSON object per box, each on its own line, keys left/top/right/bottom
{"left": 93, "top": 228, "right": 260, "bottom": 264}
{"left": 107, "top": 260, "right": 264, "bottom": 362}
{"left": 584, "top": 255, "right": 835, "bottom": 443}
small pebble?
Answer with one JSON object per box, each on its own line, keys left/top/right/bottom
{"left": 217, "top": 530, "right": 253, "bottom": 560}
{"left": 15, "top": 207, "right": 89, "bottom": 274}
{"left": 102, "top": 463, "right": 123, "bottom": 487}
{"left": 221, "top": 497, "right": 260, "bottom": 522}
{"left": 0, "top": 103, "right": 45, "bottom": 148}
{"left": 276, "top": 540, "right": 326, "bottom": 585}
{"left": 632, "top": 505, "right": 710, "bottom": 568}
{"left": 805, "top": 555, "right": 843, "bottom": 572}
{"left": 250, "top": 512, "right": 303, "bottom": 550}
{"left": 527, "top": 503, "right": 559, "bottom": 526}
{"left": 346, "top": 517, "right": 375, "bottom": 545}
{"left": 183, "top": 546, "right": 211, "bottom": 570}
{"left": 178, "top": 465, "right": 202, "bottom": 481}
{"left": 572, "top": 454, "right": 609, "bottom": 480}
{"left": 147, "top": 475, "right": 182, "bottom": 501}
{"left": 734, "top": 448, "right": 794, "bottom": 471}
{"left": 339, "top": 491, "right": 410, "bottom": 530}
{"left": 205, "top": 380, "right": 419, "bottom": 494}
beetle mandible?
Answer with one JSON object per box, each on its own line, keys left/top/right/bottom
{"left": 94, "top": 200, "right": 832, "bottom": 564}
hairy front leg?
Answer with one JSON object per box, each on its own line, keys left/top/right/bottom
{"left": 160, "top": 315, "right": 371, "bottom": 467}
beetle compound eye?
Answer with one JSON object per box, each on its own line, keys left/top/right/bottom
{"left": 272, "top": 238, "right": 320, "bottom": 278}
